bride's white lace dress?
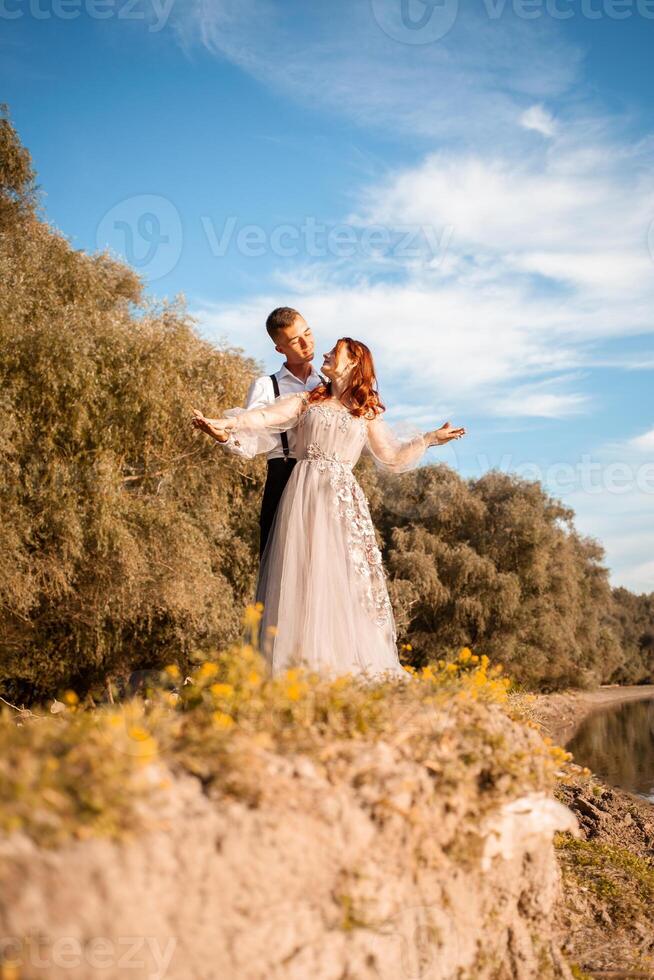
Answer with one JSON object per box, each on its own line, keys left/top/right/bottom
{"left": 221, "top": 391, "right": 429, "bottom": 683}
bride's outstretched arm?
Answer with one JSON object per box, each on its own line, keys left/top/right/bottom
{"left": 191, "top": 391, "right": 309, "bottom": 458}
{"left": 365, "top": 411, "right": 466, "bottom": 474}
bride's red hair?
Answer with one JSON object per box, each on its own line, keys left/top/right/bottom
{"left": 307, "top": 337, "right": 385, "bottom": 418}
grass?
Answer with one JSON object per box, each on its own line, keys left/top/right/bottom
{"left": 555, "top": 834, "right": 654, "bottom": 924}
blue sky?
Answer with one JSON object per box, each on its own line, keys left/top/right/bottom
{"left": 3, "top": 0, "right": 653, "bottom": 593}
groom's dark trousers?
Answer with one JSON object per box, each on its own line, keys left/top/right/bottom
{"left": 259, "top": 458, "right": 297, "bottom": 560}
{"left": 258, "top": 371, "right": 300, "bottom": 560}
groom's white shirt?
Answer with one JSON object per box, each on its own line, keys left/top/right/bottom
{"left": 223, "top": 362, "right": 324, "bottom": 461}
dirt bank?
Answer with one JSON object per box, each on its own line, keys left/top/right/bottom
{"left": 528, "top": 686, "right": 654, "bottom": 978}
{"left": 0, "top": 696, "right": 578, "bottom": 980}
{"left": 529, "top": 684, "right": 654, "bottom": 748}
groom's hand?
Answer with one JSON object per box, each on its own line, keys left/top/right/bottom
{"left": 427, "top": 422, "right": 466, "bottom": 446}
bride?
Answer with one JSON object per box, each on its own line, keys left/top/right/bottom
{"left": 192, "top": 337, "right": 465, "bottom": 684}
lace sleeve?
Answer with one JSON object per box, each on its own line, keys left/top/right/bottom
{"left": 365, "top": 411, "right": 428, "bottom": 474}
{"left": 217, "top": 391, "right": 309, "bottom": 459}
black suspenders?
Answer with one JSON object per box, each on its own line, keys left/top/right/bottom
{"left": 269, "top": 373, "right": 291, "bottom": 462}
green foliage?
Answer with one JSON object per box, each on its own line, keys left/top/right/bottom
{"left": 370, "top": 465, "right": 637, "bottom": 690}
{"left": 0, "top": 699, "right": 163, "bottom": 846}
{"left": 0, "top": 111, "right": 266, "bottom": 701}
{"left": 608, "top": 587, "right": 654, "bottom": 684}
{"left": 0, "top": 103, "right": 36, "bottom": 223}
{"left": 556, "top": 834, "right": 654, "bottom": 924}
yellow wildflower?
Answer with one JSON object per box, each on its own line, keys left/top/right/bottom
{"left": 212, "top": 711, "right": 235, "bottom": 730}
{"left": 126, "top": 726, "right": 158, "bottom": 761}
{"left": 128, "top": 725, "right": 151, "bottom": 742}
{"left": 63, "top": 689, "right": 79, "bottom": 706}
{"left": 197, "top": 662, "right": 218, "bottom": 681}
{"left": 163, "top": 664, "right": 180, "bottom": 680}
{"left": 242, "top": 604, "right": 263, "bottom": 629}
{"left": 210, "top": 682, "right": 234, "bottom": 698}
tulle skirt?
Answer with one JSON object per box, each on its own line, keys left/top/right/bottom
{"left": 254, "top": 456, "right": 410, "bottom": 686}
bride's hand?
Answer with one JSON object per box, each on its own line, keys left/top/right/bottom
{"left": 191, "top": 409, "right": 230, "bottom": 443}
{"left": 426, "top": 421, "right": 466, "bottom": 447}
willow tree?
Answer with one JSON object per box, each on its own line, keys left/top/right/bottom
{"left": 374, "top": 465, "right": 623, "bottom": 690}
{"left": 609, "top": 587, "right": 654, "bottom": 684}
{"left": 0, "top": 106, "right": 264, "bottom": 702}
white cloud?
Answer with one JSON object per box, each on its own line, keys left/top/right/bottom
{"left": 195, "top": 282, "right": 586, "bottom": 409}
{"left": 520, "top": 104, "right": 557, "bottom": 138}
{"left": 629, "top": 427, "right": 654, "bottom": 452}
{"left": 172, "top": 0, "right": 584, "bottom": 143}
{"left": 493, "top": 391, "right": 589, "bottom": 419}
{"left": 352, "top": 143, "right": 654, "bottom": 302}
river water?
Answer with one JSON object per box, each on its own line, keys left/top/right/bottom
{"left": 565, "top": 696, "right": 654, "bottom": 802}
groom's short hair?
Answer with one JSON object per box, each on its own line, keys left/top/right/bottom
{"left": 266, "top": 307, "right": 302, "bottom": 340}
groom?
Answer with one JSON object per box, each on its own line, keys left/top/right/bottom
{"left": 215, "top": 307, "right": 326, "bottom": 559}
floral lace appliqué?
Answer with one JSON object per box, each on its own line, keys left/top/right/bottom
{"left": 302, "top": 442, "right": 394, "bottom": 635}
{"left": 303, "top": 402, "right": 367, "bottom": 434}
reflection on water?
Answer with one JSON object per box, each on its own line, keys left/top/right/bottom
{"left": 565, "top": 697, "right": 654, "bottom": 802}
